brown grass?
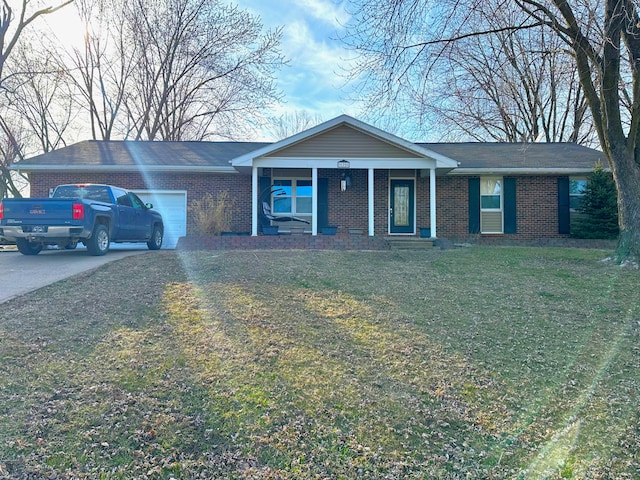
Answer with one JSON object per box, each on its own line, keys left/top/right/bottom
{"left": 0, "top": 247, "right": 638, "bottom": 479}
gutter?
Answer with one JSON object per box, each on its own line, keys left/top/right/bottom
{"left": 10, "top": 165, "right": 239, "bottom": 173}
{"left": 448, "top": 167, "right": 606, "bottom": 175}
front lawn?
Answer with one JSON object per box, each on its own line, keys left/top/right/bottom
{"left": 0, "top": 247, "right": 638, "bottom": 479}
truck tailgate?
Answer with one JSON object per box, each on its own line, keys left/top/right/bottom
{"left": 1, "top": 198, "right": 77, "bottom": 225}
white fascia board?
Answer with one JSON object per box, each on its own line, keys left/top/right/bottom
{"left": 231, "top": 114, "right": 459, "bottom": 169}
{"left": 10, "top": 164, "right": 238, "bottom": 173}
{"left": 449, "top": 167, "right": 603, "bottom": 175}
{"left": 253, "top": 156, "right": 439, "bottom": 169}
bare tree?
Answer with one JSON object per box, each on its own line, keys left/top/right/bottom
{"left": 0, "top": 116, "right": 26, "bottom": 197}
{"left": 5, "top": 45, "right": 76, "bottom": 152}
{"left": 343, "top": 1, "right": 592, "bottom": 143}
{"left": 69, "top": 0, "right": 284, "bottom": 141}
{"left": 265, "top": 110, "right": 325, "bottom": 140}
{"left": 430, "top": 21, "right": 593, "bottom": 143}
{"left": 60, "top": 0, "right": 284, "bottom": 141}
{"left": 0, "top": 0, "right": 74, "bottom": 198}
{"left": 343, "top": 0, "right": 640, "bottom": 262}
{"left": 60, "top": 0, "right": 133, "bottom": 141}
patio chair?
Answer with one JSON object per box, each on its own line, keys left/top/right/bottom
{"left": 259, "top": 186, "right": 310, "bottom": 224}
{"left": 261, "top": 201, "right": 310, "bottom": 224}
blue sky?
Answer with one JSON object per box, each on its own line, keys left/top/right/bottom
{"left": 236, "top": 0, "right": 360, "bottom": 128}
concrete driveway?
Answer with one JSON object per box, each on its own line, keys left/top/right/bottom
{"left": 0, "top": 246, "right": 147, "bottom": 303}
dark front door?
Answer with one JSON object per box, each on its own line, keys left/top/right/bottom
{"left": 390, "top": 179, "right": 415, "bottom": 234}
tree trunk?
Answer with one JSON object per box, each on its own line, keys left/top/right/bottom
{"left": 609, "top": 148, "right": 640, "bottom": 262}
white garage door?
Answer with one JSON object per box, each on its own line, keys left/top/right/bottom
{"left": 132, "top": 190, "right": 187, "bottom": 249}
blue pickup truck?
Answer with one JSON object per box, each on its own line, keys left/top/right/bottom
{"left": 0, "top": 184, "right": 164, "bottom": 256}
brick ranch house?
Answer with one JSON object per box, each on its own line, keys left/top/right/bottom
{"left": 13, "top": 115, "right": 604, "bottom": 248}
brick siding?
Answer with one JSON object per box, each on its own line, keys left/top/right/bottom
{"left": 28, "top": 170, "right": 568, "bottom": 241}
{"left": 28, "top": 171, "right": 252, "bottom": 235}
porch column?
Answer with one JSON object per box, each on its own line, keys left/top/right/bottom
{"left": 251, "top": 166, "right": 259, "bottom": 236}
{"left": 312, "top": 167, "right": 318, "bottom": 235}
{"left": 430, "top": 167, "right": 437, "bottom": 238}
{"left": 368, "top": 168, "right": 375, "bottom": 236}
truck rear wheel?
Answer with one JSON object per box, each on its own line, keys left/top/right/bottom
{"left": 16, "top": 239, "right": 43, "bottom": 255}
{"left": 86, "top": 224, "right": 110, "bottom": 256}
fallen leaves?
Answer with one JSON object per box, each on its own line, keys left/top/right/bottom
{"left": 0, "top": 248, "right": 638, "bottom": 478}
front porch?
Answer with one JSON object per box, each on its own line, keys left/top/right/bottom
{"left": 231, "top": 115, "right": 459, "bottom": 239}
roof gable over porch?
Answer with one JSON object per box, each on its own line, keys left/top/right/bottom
{"left": 231, "top": 115, "right": 459, "bottom": 172}
{"left": 265, "top": 124, "right": 422, "bottom": 159}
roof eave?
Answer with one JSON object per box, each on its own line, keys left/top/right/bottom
{"left": 449, "top": 167, "right": 602, "bottom": 175}
{"left": 11, "top": 164, "right": 238, "bottom": 173}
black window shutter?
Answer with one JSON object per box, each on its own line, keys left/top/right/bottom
{"left": 468, "top": 178, "right": 480, "bottom": 234}
{"left": 504, "top": 177, "right": 517, "bottom": 234}
{"left": 258, "top": 176, "right": 271, "bottom": 229}
{"left": 318, "top": 178, "right": 329, "bottom": 228}
{"left": 558, "top": 177, "right": 570, "bottom": 234}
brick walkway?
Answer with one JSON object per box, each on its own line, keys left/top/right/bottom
{"left": 177, "top": 233, "right": 392, "bottom": 251}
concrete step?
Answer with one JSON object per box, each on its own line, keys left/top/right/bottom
{"left": 385, "top": 237, "right": 435, "bottom": 250}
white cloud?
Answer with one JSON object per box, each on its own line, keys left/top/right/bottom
{"left": 294, "top": 0, "right": 350, "bottom": 28}
{"left": 284, "top": 20, "right": 348, "bottom": 83}
{"left": 234, "top": 0, "right": 362, "bottom": 130}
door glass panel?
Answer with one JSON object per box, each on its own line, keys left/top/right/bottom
{"left": 394, "top": 186, "right": 410, "bottom": 227}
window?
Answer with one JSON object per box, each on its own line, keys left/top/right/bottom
{"left": 296, "top": 180, "right": 312, "bottom": 214}
{"left": 113, "top": 188, "right": 132, "bottom": 207}
{"left": 272, "top": 178, "right": 312, "bottom": 216}
{"left": 128, "top": 192, "right": 147, "bottom": 210}
{"left": 480, "top": 177, "right": 503, "bottom": 233}
{"left": 569, "top": 178, "right": 588, "bottom": 211}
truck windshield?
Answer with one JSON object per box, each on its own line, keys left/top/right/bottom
{"left": 53, "top": 185, "right": 112, "bottom": 203}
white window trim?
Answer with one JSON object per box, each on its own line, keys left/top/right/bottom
{"left": 272, "top": 177, "right": 312, "bottom": 216}
{"left": 480, "top": 176, "right": 504, "bottom": 234}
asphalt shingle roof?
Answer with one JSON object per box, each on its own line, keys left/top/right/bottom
{"left": 21, "top": 140, "right": 270, "bottom": 168}
{"left": 419, "top": 142, "right": 605, "bottom": 170}
{"left": 17, "top": 139, "right": 605, "bottom": 171}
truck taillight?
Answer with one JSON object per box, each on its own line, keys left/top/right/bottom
{"left": 0, "top": 203, "right": 3, "bottom": 220}
{"left": 72, "top": 203, "right": 84, "bottom": 220}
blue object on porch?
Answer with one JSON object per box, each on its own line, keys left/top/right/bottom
{"left": 262, "top": 225, "right": 279, "bottom": 235}
{"left": 320, "top": 226, "right": 338, "bottom": 235}
{"left": 420, "top": 228, "right": 431, "bottom": 238}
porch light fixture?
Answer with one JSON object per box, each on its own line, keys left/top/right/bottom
{"left": 338, "top": 159, "right": 351, "bottom": 191}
